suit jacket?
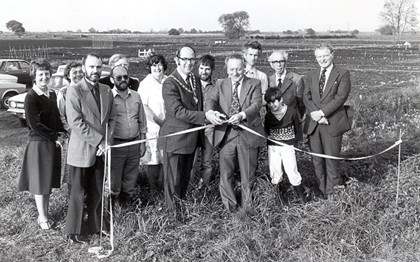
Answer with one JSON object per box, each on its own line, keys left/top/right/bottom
{"left": 268, "top": 71, "right": 305, "bottom": 118}
{"left": 66, "top": 78, "right": 116, "bottom": 167}
{"left": 158, "top": 69, "right": 206, "bottom": 154}
{"left": 303, "top": 65, "right": 351, "bottom": 137}
{"left": 206, "top": 76, "right": 265, "bottom": 148}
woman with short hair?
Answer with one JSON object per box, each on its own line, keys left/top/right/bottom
{"left": 139, "top": 54, "right": 168, "bottom": 195}
{"left": 18, "top": 59, "right": 65, "bottom": 230}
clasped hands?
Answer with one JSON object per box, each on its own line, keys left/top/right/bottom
{"left": 310, "top": 110, "right": 329, "bottom": 125}
{"left": 97, "top": 141, "right": 111, "bottom": 156}
{"left": 205, "top": 110, "right": 243, "bottom": 126}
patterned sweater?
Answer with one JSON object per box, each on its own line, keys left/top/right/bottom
{"left": 264, "top": 107, "right": 302, "bottom": 146}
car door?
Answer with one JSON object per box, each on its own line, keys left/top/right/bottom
{"left": 17, "top": 61, "right": 31, "bottom": 86}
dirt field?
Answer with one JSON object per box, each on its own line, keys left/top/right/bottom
{"left": 1, "top": 34, "right": 420, "bottom": 261}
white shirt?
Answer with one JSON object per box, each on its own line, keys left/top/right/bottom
{"left": 319, "top": 64, "right": 333, "bottom": 91}
{"left": 275, "top": 70, "right": 287, "bottom": 86}
{"left": 245, "top": 67, "right": 268, "bottom": 94}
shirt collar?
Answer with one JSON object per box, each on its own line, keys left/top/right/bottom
{"left": 276, "top": 70, "right": 287, "bottom": 81}
{"left": 84, "top": 77, "right": 97, "bottom": 90}
{"left": 112, "top": 87, "right": 131, "bottom": 98}
{"left": 201, "top": 79, "right": 212, "bottom": 88}
{"left": 231, "top": 76, "right": 244, "bottom": 86}
{"left": 32, "top": 84, "right": 50, "bottom": 97}
{"left": 321, "top": 64, "right": 333, "bottom": 74}
{"left": 177, "top": 68, "right": 190, "bottom": 82}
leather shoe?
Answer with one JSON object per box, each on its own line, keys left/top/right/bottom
{"left": 68, "top": 234, "right": 89, "bottom": 244}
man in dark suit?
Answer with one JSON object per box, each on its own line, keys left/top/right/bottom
{"left": 303, "top": 43, "right": 351, "bottom": 199}
{"left": 159, "top": 46, "right": 223, "bottom": 213}
{"left": 65, "top": 53, "right": 116, "bottom": 243}
{"left": 267, "top": 50, "right": 305, "bottom": 118}
{"left": 206, "top": 53, "right": 265, "bottom": 213}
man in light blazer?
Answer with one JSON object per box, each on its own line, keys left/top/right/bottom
{"left": 158, "top": 46, "right": 223, "bottom": 213}
{"left": 65, "top": 53, "right": 116, "bottom": 243}
{"left": 267, "top": 50, "right": 305, "bottom": 118}
{"left": 206, "top": 53, "right": 265, "bottom": 213}
{"left": 303, "top": 43, "right": 351, "bottom": 199}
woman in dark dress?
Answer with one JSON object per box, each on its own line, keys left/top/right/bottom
{"left": 18, "top": 59, "right": 65, "bottom": 230}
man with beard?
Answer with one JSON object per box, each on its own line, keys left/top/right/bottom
{"left": 110, "top": 65, "right": 147, "bottom": 204}
{"left": 65, "top": 53, "right": 116, "bottom": 243}
{"left": 159, "top": 46, "right": 224, "bottom": 214}
{"left": 190, "top": 55, "right": 216, "bottom": 189}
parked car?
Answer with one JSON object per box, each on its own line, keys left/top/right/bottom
{"left": 0, "top": 74, "right": 27, "bottom": 109}
{"left": 0, "top": 59, "right": 32, "bottom": 88}
{"left": 8, "top": 65, "right": 110, "bottom": 123}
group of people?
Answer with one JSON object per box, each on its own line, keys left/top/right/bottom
{"left": 17, "top": 40, "right": 352, "bottom": 244}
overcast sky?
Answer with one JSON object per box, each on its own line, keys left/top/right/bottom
{"left": 1, "top": 0, "right": 418, "bottom": 33}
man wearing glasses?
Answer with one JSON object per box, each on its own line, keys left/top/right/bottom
{"left": 159, "top": 45, "right": 223, "bottom": 214}
{"left": 267, "top": 50, "right": 305, "bottom": 118}
{"left": 110, "top": 65, "right": 147, "bottom": 204}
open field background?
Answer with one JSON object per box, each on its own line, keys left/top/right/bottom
{"left": 0, "top": 34, "right": 420, "bottom": 261}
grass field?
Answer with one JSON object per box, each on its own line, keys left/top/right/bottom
{"left": 0, "top": 33, "right": 420, "bottom": 261}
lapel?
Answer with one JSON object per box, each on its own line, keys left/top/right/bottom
{"left": 239, "top": 76, "right": 251, "bottom": 106}
{"left": 98, "top": 84, "right": 109, "bottom": 123}
{"left": 312, "top": 68, "right": 321, "bottom": 102}
{"left": 321, "top": 65, "right": 339, "bottom": 101}
{"left": 79, "top": 79, "right": 101, "bottom": 121}
{"left": 220, "top": 79, "right": 232, "bottom": 113}
{"left": 268, "top": 74, "right": 276, "bottom": 88}
{"left": 279, "top": 72, "right": 293, "bottom": 95}
{"left": 172, "top": 70, "right": 198, "bottom": 109}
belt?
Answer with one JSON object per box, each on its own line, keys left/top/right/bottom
{"left": 114, "top": 137, "right": 138, "bottom": 142}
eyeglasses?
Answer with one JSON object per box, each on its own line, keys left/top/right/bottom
{"left": 177, "top": 56, "right": 197, "bottom": 63}
{"left": 114, "top": 75, "right": 129, "bottom": 81}
{"left": 270, "top": 60, "right": 286, "bottom": 64}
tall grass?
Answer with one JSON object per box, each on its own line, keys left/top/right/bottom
{"left": 1, "top": 85, "right": 420, "bottom": 261}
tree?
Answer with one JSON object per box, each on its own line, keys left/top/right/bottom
{"left": 168, "top": 28, "right": 180, "bottom": 35}
{"left": 377, "top": 24, "right": 396, "bottom": 35}
{"left": 88, "top": 27, "right": 97, "bottom": 33}
{"left": 6, "top": 20, "right": 25, "bottom": 37}
{"left": 305, "top": 28, "right": 316, "bottom": 36}
{"left": 379, "top": 0, "right": 419, "bottom": 40}
{"left": 218, "top": 11, "right": 250, "bottom": 39}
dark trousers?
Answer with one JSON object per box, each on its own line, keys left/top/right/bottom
{"left": 308, "top": 125, "right": 343, "bottom": 196}
{"left": 190, "top": 128, "right": 214, "bottom": 186}
{"left": 110, "top": 142, "right": 141, "bottom": 196}
{"left": 163, "top": 152, "right": 194, "bottom": 212}
{"left": 219, "top": 130, "right": 258, "bottom": 212}
{"left": 65, "top": 157, "right": 104, "bottom": 235}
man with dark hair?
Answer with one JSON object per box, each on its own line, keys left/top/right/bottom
{"left": 109, "top": 65, "right": 147, "bottom": 204}
{"left": 190, "top": 54, "right": 216, "bottom": 188}
{"left": 303, "top": 43, "right": 352, "bottom": 199}
{"left": 243, "top": 40, "right": 268, "bottom": 95}
{"left": 206, "top": 53, "right": 265, "bottom": 214}
{"left": 158, "top": 46, "right": 223, "bottom": 213}
{"left": 65, "top": 53, "right": 116, "bottom": 243}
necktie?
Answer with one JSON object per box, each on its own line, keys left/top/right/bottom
{"left": 277, "top": 77, "right": 282, "bottom": 88}
{"left": 92, "top": 84, "right": 101, "bottom": 113}
{"left": 186, "top": 74, "right": 198, "bottom": 104}
{"left": 185, "top": 75, "right": 191, "bottom": 89}
{"left": 230, "top": 81, "right": 241, "bottom": 115}
{"left": 319, "top": 69, "right": 327, "bottom": 97}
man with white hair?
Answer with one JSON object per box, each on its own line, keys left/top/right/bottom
{"left": 267, "top": 50, "right": 305, "bottom": 118}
